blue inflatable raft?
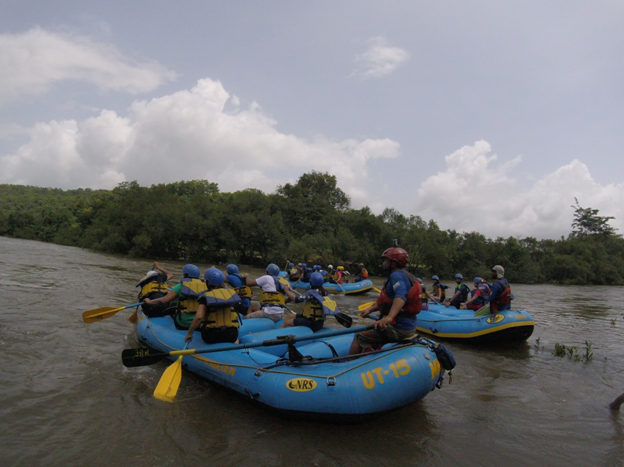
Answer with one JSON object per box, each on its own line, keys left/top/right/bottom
{"left": 279, "top": 272, "right": 373, "bottom": 295}
{"left": 416, "top": 303, "right": 535, "bottom": 344}
{"left": 130, "top": 311, "right": 448, "bottom": 421}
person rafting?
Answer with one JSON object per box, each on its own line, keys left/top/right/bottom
{"left": 335, "top": 265, "right": 346, "bottom": 284}
{"left": 224, "top": 263, "right": 260, "bottom": 316}
{"left": 483, "top": 265, "right": 512, "bottom": 316}
{"left": 462, "top": 277, "right": 491, "bottom": 311}
{"left": 431, "top": 275, "right": 448, "bottom": 301}
{"left": 355, "top": 263, "right": 369, "bottom": 282}
{"left": 136, "top": 262, "right": 175, "bottom": 317}
{"left": 418, "top": 278, "right": 439, "bottom": 310}
{"left": 184, "top": 268, "right": 242, "bottom": 344}
{"left": 243, "top": 263, "right": 296, "bottom": 323}
{"left": 280, "top": 272, "right": 339, "bottom": 331}
{"left": 286, "top": 262, "right": 300, "bottom": 282}
{"left": 349, "top": 247, "right": 422, "bottom": 355}
{"left": 144, "top": 263, "right": 207, "bottom": 330}
{"left": 444, "top": 273, "right": 470, "bottom": 309}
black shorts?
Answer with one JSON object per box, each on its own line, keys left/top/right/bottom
{"left": 200, "top": 327, "right": 239, "bottom": 344}
{"left": 293, "top": 314, "right": 324, "bottom": 332}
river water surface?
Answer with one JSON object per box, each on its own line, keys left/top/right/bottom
{"left": 1, "top": 236, "right": 624, "bottom": 466}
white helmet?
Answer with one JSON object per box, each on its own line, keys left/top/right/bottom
{"left": 328, "top": 264, "right": 333, "bottom": 269}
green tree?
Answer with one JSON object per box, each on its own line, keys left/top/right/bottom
{"left": 571, "top": 198, "right": 618, "bottom": 237}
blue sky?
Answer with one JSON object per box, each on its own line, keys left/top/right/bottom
{"left": 1, "top": 1, "right": 623, "bottom": 239}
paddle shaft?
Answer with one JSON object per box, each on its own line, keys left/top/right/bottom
{"left": 122, "top": 324, "right": 373, "bottom": 367}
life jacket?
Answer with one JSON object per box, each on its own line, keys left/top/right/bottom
{"left": 432, "top": 282, "right": 448, "bottom": 300}
{"left": 302, "top": 289, "right": 339, "bottom": 322}
{"left": 199, "top": 287, "right": 242, "bottom": 329}
{"left": 376, "top": 269, "right": 422, "bottom": 321}
{"left": 137, "top": 274, "right": 172, "bottom": 317}
{"left": 177, "top": 278, "right": 207, "bottom": 314}
{"left": 452, "top": 283, "right": 470, "bottom": 303}
{"left": 226, "top": 273, "right": 253, "bottom": 300}
{"left": 288, "top": 267, "right": 300, "bottom": 281}
{"left": 259, "top": 276, "right": 290, "bottom": 307}
{"left": 358, "top": 269, "right": 369, "bottom": 280}
{"left": 137, "top": 280, "right": 169, "bottom": 302}
{"left": 491, "top": 279, "right": 512, "bottom": 312}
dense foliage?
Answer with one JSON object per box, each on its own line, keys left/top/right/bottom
{"left": 1, "top": 173, "right": 622, "bottom": 285}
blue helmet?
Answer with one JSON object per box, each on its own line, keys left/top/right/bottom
{"left": 310, "top": 272, "right": 324, "bottom": 287}
{"left": 431, "top": 275, "right": 439, "bottom": 281}
{"left": 313, "top": 265, "right": 322, "bottom": 270}
{"left": 226, "top": 264, "right": 239, "bottom": 275}
{"left": 204, "top": 267, "right": 224, "bottom": 286}
{"left": 455, "top": 273, "right": 463, "bottom": 280}
{"left": 266, "top": 263, "right": 280, "bottom": 276}
{"left": 301, "top": 263, "right": 307, "bottom": 268}
{"left": 473, "top": 277, "right": 482, "bottom": 284}
{"left": 182, "top": 264, "right": 200, "bottom": 279}
{"left": 289, "top": 263, "right": 294, "bottom": 268}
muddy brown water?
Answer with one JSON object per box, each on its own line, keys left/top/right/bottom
{"left": 1, "top": 236, "right": 624, "bottom": 466}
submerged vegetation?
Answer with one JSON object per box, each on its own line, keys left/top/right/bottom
{"left": 1, "top": 172, "right": 623, "bottom": 284}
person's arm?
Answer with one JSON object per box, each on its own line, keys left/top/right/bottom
{"left": 444, "top": 289, "right": 460, "bottom": 306}
{"left": 144, "top": 289, "right": 178, "bottom": 305}
{"left": 465, "top": 290, "right": 481, "bottom": 305}
{"left": 284, "top": 284, "right": 297, "bottom": 301}
{"left": 244, "top": 273, "right": 259, "bottom": 287}
{"left": 483, "top": 283, "right": 501, "bottom": 302}
{"left": 375, "top": 297, "right": 406, "bottom": 330}
{"left": 185, "top": 305, "right": 206, "bottom": 342}
{"left": 153, "top": 261, "right": 174, "bottom": 281}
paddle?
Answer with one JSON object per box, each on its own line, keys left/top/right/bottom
{"left": 358, "top": 301, "right": 376, "bottom": 312}
{"left": 122, "top": 324, "right": 374, "bottom": 368}
{"left": 474, "top": 304, "right": 492, "bottom": 317}
{"left": 153, "top": 342, "right": 189, "bottom": 402}
{"left": 82, "top": 302, "right": 144, "bottom": 324}
{"left": 372, "top": 286, "right": 382, "bottom": 293}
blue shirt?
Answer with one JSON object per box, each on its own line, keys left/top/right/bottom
{"left": 484, "top": 279, "right": 511, "bottom": 311}
{"left": 384, "top": 270, "right": 417, "bottom": 330}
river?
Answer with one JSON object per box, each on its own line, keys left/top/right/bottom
{"left": 1, "top": 236, "right": 623, "bottom": 466}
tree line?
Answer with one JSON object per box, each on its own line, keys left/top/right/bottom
{"left": 1, "top": 173, "right": 623, "bottom": 285}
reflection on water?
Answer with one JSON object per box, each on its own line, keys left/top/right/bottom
{"left": 1, "top": 236, "right": 624, "bottom": 466}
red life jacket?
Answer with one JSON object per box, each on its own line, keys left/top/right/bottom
{"left": 376, "top": 269, "right": 422, "bottom": 321}
{"left": 491, "top": 279, "right": 511, "bottom": 312}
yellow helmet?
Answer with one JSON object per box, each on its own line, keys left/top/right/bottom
{"left": 337, "top": 266, "right": 344, "bottom": 271}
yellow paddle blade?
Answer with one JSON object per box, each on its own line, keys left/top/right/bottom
{"left": 154, "top": 356, "right": 184, "bottom": 402}
{"left": 372, "top": 287, "right": 382, "bottom": 293}
{"left": 82, "top": 306, "right": 125, "bottom": 324}
{"left": 128, "top": 309, "right": 138, "bottom": 323}
{"left": 358, "top": 301, "right": 375, "bottom": 312}
{"left": 474, "top": 304, "right": 492, "bottom": 317}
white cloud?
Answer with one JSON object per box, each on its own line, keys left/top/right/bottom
{"left": 0, "top": 78, "right": 399, "bottom": 202}
{"left": 413, "top": 141, "right": 624, "bottom": 239}
{"left": 0, "top": 27, "right": 176, "bottom": 102}
{"left": 352, "top": 36, "right": 409, "bottom": 79}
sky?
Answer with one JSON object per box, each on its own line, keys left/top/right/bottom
{"left": 1, "top": 1, "right": 623, "bottom": 240}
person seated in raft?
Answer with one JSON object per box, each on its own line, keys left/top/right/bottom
{"left": 243, "top": 263, "right": 296, "bottom": 323}
{"left": 185, "top": 268, "right": 242, "bottom": 345}
{"left": 280, "top": 272, "right": 339, "bottom": 332}
{"left": 300, "top": 263, "right": 314, "bottom": 283}
{"left": 325, "top": 265, "right": 339, "bottom": 283}
{"left": 483, "top": 265, "right": 512, "bottom": 317}
{"left": 335, "top": 266, "right": 346, "bottom": 284}
{"left": 136, "top": 262, "right": 175, "bottom": 317}
{"left": 350, "top": 247, "right": 421, "bottom": 355}
{"left": 144, "top": 264, "right": 207, "bottom": 330}
{"left": 444, "top": 274, "right": 470, "bottom": 309}
{"left": 431, "top": 275, "right": 448, "bottom": 301}
{"left": 418, "top": 278, "right": 439, "bottom": 310}
{"left": 286, "top": 262, "right": 300, "bottom": 282}
{"left": 355, "top": 263, "right": 369, "bottom": 282}
{"left": 224, "top": 263, "right": 260, "bottom": 316}
{"left": 461, "top": 277, "right": 492, "bottom": 311}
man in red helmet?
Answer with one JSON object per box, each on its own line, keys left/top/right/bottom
{"left": 349, "top": 247, "right": 422, "bottom": 355}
